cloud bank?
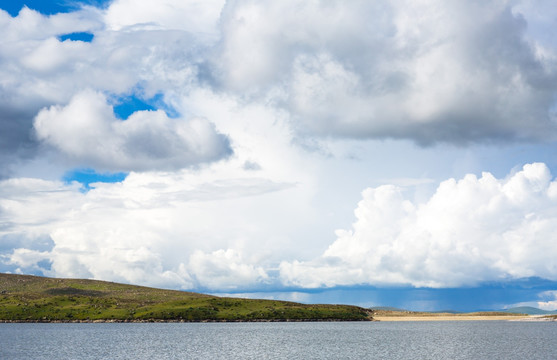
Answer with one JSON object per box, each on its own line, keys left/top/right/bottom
{"left": 281, "top": 163, "right": 557, "bottom": 288}
{"left": 215, "top": 0, "right": 557, "bottom": 144}
{"left": 3, "top": 162, "right": 557, "bottom": 292}
{"left": 2, "top": 0, "right": 557, "bottom": 176}
{"left": 0, "top": 164, "right": 301, "bottom": 290}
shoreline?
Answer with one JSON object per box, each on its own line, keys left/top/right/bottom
{"left": 2, "top": 316, "right": 556, "bottom": 323}
{"left": 370, "top": 310, "right": 557, "bottom": 322}
{"left": 374, "top": 315, "right": 529, "bottom": 321}
{"left": 0, "top": 318, "right": 373, "bottom": 324}
{"left": 374, "top": 314, "right": 557, "bottom": 322}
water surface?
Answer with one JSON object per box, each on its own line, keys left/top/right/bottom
{"left": 1, "top": 321, "right": 556, "bottom": 359}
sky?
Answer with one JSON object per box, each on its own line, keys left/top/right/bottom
{"left": 1, "top": 0, "right": 557, "bottom": 312}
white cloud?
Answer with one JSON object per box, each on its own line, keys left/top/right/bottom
{"left": 5, "top": 248, "right": 50, "bottom": 270}
{"left": 21, "top": 37, "right": 91, "bottom": 73}
{"left": 0, "top": 7, "right": 104, "bottom": 172}
{"left": 509, "top": 290, "right": 557, "bottom": 311}
{"left": 0, "top": 177, "right": 83, "bottom": 232}
{"left": 215, "top": 0, "right": 557, "bottom": 144}
{"left": 0, "top": 146, "right": 309, "bottom": 290}
{"left": 3, "top": 0, "right": 557, "bottom": 176}
{"left": 1, "top": 7, "right": 102, "bottom": 42}
{"left": 34, "top": 89, "right": 231, "bottom": 171}
{"left": 0, "top": 5, "right": 213, "bottom": 173}
{"left": 280, "top": 163, "right": 557, "bottom": 288}
{"left": 188, "top": 249, "right": 268, "bottom": 290}
{"left": 4, "top": 154, "right": 557, "bottom": 292}
{"left": 0, "top": 174, "right": 194, "bottom": 287}
{"left": 537, "top": 290, "right": 557, "bottom": 311}
{"left": 104, "top": 0, "right": 225, "bottom": 36}
{"left": 3, "top": 0, "right": 557, "bottom": 299}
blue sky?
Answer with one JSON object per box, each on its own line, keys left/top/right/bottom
{"left": 1, "top": 0, "right": 111, "bottom": 16}
{"left": 2, "top": 0, "right": 557, "bottom": 312}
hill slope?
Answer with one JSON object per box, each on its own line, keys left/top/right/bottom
{"left": 0, "top": 273, "right": 372, "bottom": 322}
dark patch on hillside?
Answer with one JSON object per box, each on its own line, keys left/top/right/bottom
{"left": 44, "top": 287, "right": 104, "bottom": 297}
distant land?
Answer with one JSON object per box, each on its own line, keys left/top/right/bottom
{"left": 370, "top": 308, "right": 557, "bottom": 322}
{"left": 503, "top": 306, "right": 557, "bottom": 315}
{"left": 371, "top": 306, "right": 557, "bottom": 316}
{"left": 0, "top": 273, "right": 372, "bottom": 322}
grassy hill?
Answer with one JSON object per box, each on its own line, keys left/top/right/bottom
{"left": 0, "top": 273, "right": 372, "bottom": 322}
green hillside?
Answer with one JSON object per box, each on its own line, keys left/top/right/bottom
{"left": 0, "top": 273, "right": 372, "bottom": 322}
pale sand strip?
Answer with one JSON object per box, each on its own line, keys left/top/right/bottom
{"left": 374, "top": 315, "right": 531, "bottom": 322}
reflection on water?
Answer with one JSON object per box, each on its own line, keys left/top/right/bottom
{"left": 1, "top": 321, "right": 556, "bottom": 359}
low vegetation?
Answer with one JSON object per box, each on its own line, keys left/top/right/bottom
{"left": 0, "top": 274, "right": 372, "bottom": 322}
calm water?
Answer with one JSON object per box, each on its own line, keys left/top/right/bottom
{"left": 1, "top": 321, "right": 556, "bottom": 359}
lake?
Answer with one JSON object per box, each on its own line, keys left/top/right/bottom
{"left": 1, "top": 321, "right": 556, "bottom": 359}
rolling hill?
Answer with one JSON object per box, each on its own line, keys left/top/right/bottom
{"left": 0, "top": 273, "right": 372, "bottom": 322}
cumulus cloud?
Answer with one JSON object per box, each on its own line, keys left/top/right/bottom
{"left": 0, "top": 7, "right": 103, "bottom": 174}
{"left": 0, "top": 175, "right": 198, "bottom": 287}
{"left": 0, "top": 158, "right": 302, "bottom": 289}
{"left": 3, "top": 0, "right": 557, "bottom": 175}
{"left": 0, "top": 5, "right": 217, "bottom": 173}
{"left": 280, "top": 163, "right": 557, "bottom": 288}
{"left": 0, "top": 174, "right": 186, "bottom": 286}
{"left": 215, "top": 0, "right": 557, "bottom": 144}
{"left": 4, "top": 159, "right": 557, "bottom": 292}
{"left": 34, "top": 90, "right": 231, "bottom": 171}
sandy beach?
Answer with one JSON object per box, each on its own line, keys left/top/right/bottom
{"left": 371, "top": 310, "right": 542, "bottom": 321}
{"left": 374, "top": 314, "right": 530, "bottom": 321}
